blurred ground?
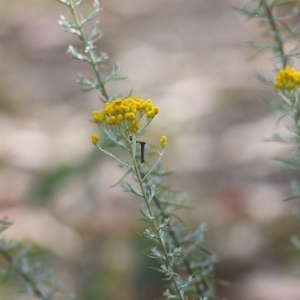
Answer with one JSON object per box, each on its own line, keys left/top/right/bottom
{"left": 1, "top": 0, "right": 300, "bottom": 300}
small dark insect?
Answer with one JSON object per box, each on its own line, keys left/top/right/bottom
{"left": 130, "top": 136, "right": 146, "bottom": 163}
{"left": 137, "top": 141, "right": 146, "bottom": 163}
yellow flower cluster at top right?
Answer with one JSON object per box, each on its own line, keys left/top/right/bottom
{"left": 274, "top": 65, "right": 300, "bottom": 91}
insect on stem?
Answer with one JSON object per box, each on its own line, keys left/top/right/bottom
{"left": 138, "top": 141, "right": 146, "bottom": 163}
{"left": 130, "top": 136, "right": 146, "bottom": 163}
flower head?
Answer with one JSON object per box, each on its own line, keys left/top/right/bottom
{"left": 274, "top": 65, "right": 300, "bottom": 91}
{"left": 160, "top": 135, "right": 167, "bottom": 148}
{"left": 91, "top": 134, "right": 100, "bottom": 145}
{"left": 92, "top": 96, "right": 159, "bottom": 137}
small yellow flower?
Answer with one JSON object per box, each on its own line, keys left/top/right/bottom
{"left": 130, "top": 119, "right": 140, "bottom": 132}
{"left": 125, "top": 112, "right": 135, "bottom": 120}
{"left": 106, "top": 116, "right": 116, "bottom": 125}
{"left": 117, "top": 114, "right": 123, "bottom": 122}
{"left": 92, "top": 111, "right": 100, "bottom": 123}
{"left": 146, "top": 110, "right": 156, "bottom": 118}
{"left": 91, "top": 134, "right": 100, "bottom": 145}
{"left": 160, "top": 135, "right": 167, "bottom": 148}
{"left": 274, "top": 65, "right": 300, "bottom": 91}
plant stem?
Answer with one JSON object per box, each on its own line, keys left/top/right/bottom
{"left": 139, "top": 168, "right": 214, "bottom": 298}
{"left": 0, "top": 249, "right": 45, "bottom": 299}
{"left": 133, "top": 159, "right": 185, "bottom": 300}
{"left": 69, "top": 0, "right": 110, "bottom": 101}
{"left": 261, "top": 0, "right": 288, "bottom": 68}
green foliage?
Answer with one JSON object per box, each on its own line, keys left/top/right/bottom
{"left": 0, "top": 0, "right": 297, "bottom": 299}
{"left": 236, "top": 0, "right": 300, "bottom": 257}
{"left": 0, "top": 219, "right": 75, "bottom": 300}
{"left": 0, "top": 1, "right": 219, "bottom": 300}
{"left": 235, "top": 0, "right": 300, "bottom": 70}
{"left": 57, "top": 0, "right": 218, "bottom": 299}
{"left": 57, "top": 0, "right": 126, "bottom": 102}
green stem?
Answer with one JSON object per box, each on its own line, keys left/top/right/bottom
{"left": 153, "top": 193, "right": 208, "bottom": 296}
{"left": 261, "top": 0, "right": 288, "bottom": 68}
{"left": 133, "top": 158, "right": 185, "bottom": 300}
{"left": 69, "top": 0, "right": 110, "bottom": 102}
{"left": 140, "top": 167, "right": 214, "bottom": 298}
{"left": 0, "top": 249, "right": 45, "bottom": 299}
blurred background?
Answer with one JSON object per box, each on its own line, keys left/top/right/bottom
{"left": 1, "top": 0, "right": 300, "bottom": 299}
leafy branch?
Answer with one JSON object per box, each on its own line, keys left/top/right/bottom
{"left": 57, "top": 1, "right": 218, "bottom": 299}
{"left": 58, "top": 0, "right": 125, "bottom": 102}
{"left": 0, "top": 218, "right": 75, "bottom": 300}
{"left": 235, "top": 0, "right": 300, "bottom": 71}
{"left": 236, "top": 0, "right": 300, "bottom": 257}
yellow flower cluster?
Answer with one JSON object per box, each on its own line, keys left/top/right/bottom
{"left": 160, "top": 135, "right": 167, "bottom": 148}
{"left": 274, "top": 65, "right": 300, "bottom": 90}
{"left": 91, "top": 134, "right": 100, "bottom": 145}
{"left": 92, "top": 96, "right": 159, "bottom": 134}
